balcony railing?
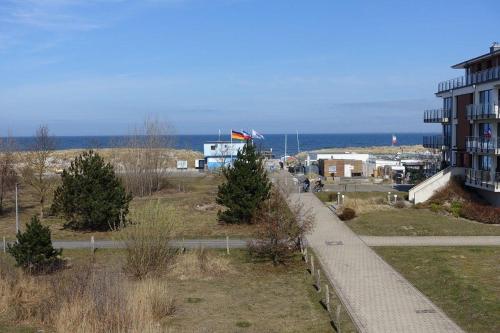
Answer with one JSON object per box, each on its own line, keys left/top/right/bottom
{"left": 437, "top": 65, "right": 500, "bottom": 93}
{"left": 423, "top": 135, "right": 450, "bottom": 149}
{"left": 466, "top": 104, "right": 500, "bottom": 120}
{"left": 466, "top": 136, "right": 500, "bottom": 154}
{"left": 423, "top": 108, "right": 451, "bottom": 123}
{"left": 465, "top": 168, "right": 500, "bottom": 191}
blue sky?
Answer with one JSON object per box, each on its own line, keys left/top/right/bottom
{"left": 0, "top": 0, "right": 499, "bottom": 136}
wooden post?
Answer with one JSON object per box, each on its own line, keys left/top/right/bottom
{"left": 310, "top": 255, "right": 314, "bottom": 275}
{"left": 336, "top": 304, "right": 342, "bottom": 333}
{"left": 226, "top": 235, "right": 230, "bottom": 255}
{"left": 325, "top": 284, "right": 330, "bottom": 312}
{"left": 91, "top": 236, "right": 95, "bottom": 254}
{"left": 316, "top": 269, "right": 321, "bottom": 292}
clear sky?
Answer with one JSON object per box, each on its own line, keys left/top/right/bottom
{"left": 1, "top": 0, "right": 499, "bottom": 136}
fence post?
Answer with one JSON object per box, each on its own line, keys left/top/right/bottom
{"left": 91, "top": 236, "right": 95, "bottom": 254}
{"left": 3, "top": 237, "right": 5, "bottom": 253}
{"left": 226, "top": 235, "right": 230, "bottom": 255}
{"left": 310, "top": 255, "right": 314, "bottom": 275}
{"left": 336, "top": 304, "right": 342, "bottom": 333}
{"left": 316, "top": 269, "right": 321, "bottom": 292}
{"left": 325, "top": 284, "right": 330, "bottom": 312}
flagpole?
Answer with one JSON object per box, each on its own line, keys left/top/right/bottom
{"left": 230, "top": 129, "right": 233, "bottom": 167}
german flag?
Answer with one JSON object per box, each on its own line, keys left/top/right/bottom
{"left": 231, "top": 130, "right": 246, "bottom": 140}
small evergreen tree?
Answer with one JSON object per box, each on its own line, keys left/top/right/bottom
{"left": 51, "top": 150, "right": 132, "bottom": 231}
{"left": 8, "top": 215, "right": 62, "bottom": 273}
{"left": 216, "top": 140, "right": 271, "bottom": 224}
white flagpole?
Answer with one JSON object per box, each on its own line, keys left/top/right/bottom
{"left": 230, "top": 129, "right": 233, "bottom": 167}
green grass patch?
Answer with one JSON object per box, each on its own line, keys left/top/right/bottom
{"left": 375, "top": 246, "right": 500, "bottom": 333}
{"left": 346, "top": 208, "right": 500, "bottom": 236}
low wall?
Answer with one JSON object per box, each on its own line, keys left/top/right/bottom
{"left": 409, "top": 167, "right": 465, "bottom": 204}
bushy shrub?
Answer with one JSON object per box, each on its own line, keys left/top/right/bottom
{"left": 460, "top": 202, "right": 500, "bottom": 224}
{"left": 394, "top": 200, "right": 405, "bottom": 209}
{"left": 7, "top": 215, "right": 62, "bottom": 274}
{"left": 123, "top": 201, "right": 178, "bottom": 279}
{"left": 338, "top": 207, "right": 356, "bottom": 221}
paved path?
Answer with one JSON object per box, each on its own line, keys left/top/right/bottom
{"left": 48, "top": 239, "right": 249, "bottom": 249}
{"left": 360, "top": 235, "right": 500, "bottom": 247}
{"left": 293, "top": 192, "right": 465, "bottom": 333}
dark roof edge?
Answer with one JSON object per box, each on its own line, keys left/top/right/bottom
{"left": 452, "top": 49, "right": 500, "bottom": 69}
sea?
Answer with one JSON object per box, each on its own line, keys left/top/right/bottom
{"left": 9, "top": 133, "right": 436, "bottom": 158}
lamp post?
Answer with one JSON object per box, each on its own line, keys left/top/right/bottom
{"left": 15, "top": 183, "right": 19, "bottom": 234}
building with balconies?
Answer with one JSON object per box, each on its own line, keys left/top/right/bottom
{"left": 421, "top": 43, "right": 500, "bottom": 206}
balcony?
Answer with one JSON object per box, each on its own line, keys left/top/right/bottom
{"left": 465, "top": 168, "right": 500, "bottom": 192}
{"left": 466, "top": 136, "right": 500, "bottom": 154}
{"left": 423, "top": 135, "right": 449, "bottom": 149}
{"left": 423, "top": 109, "right": 451, "bottom": 123}
{"left": 466, "top": 104, "right": 500, "bottom": 120}
{"left": 437, "top": 65, "right": 500, "bottom": 93}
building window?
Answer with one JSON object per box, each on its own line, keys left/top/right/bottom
{"left": 479, "top": 155, "right": 492, "bottom": 171}
{"left": 479, "top": 89, "right": 492, "bottom": 105}
{"left": 443, "top": 97, "right": 452, "bottom": 110}
{"left": 211, "top": 145, "right": 216, "bottom": 150}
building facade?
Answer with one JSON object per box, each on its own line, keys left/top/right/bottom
{"left": 424, "top": 43, "right": 500, "bottom": 201}
{"left": 203, "top": 141, "right": 246, "bottom": 170}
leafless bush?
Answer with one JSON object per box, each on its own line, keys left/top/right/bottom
{"left": 338, "top": 207, "right": 356, "bottom": 221}
{"left": 0, "top": 133, "right": 17, "bottom": 215}
{"left": 249, "top": 186, "right": 314, "bottom": 265}
{"left": 120, "top": 116, "right": 176, "bottom": 196}
{"left": 123, "top": 200, "right": 178, "bottom": 279}
{"left": 22, "top": 125, "right": 55, "bottom": 218}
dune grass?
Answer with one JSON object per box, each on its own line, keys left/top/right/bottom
{"left": 375, "top": 246, "right": 500, "bottom": 333}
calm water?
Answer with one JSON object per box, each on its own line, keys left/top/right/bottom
{"left": 9, "top": 133, "right": 435, "bottom": 157}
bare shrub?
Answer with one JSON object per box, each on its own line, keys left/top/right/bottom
{"left": 249, "top": 185, "right": 314, "bottom": 265}
{"left": 22, "top": 125, "right": 55, "bottom": 218}
{"left": 123, "top": 200, "right": 178, "bottom": 279}
{"left": 0, "top": 133, "right": 17, "bottom": 215}
{"left": 394, "top": 200, "right": 406, "bottom": 209}
{"left": 338, "top": 207, "right": 356, "bottom": 221}
{"left": 120, "top": 116, "right": 176, "bottom": 197}
{"left": 172, "top": 247, "right": 232, "bottom": 280}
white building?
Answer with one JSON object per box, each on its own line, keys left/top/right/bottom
{"left": 204, "top": 141, "right": 246, "bottom": 170}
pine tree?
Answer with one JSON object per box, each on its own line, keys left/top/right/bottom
{"left": 216, "top": 140, "right": 271, "bottom": 224}
{"left": 51, "top": 150, "right": 132, "bottom": 231}
{"left": 8, "top": 215, "right": 62, "bottom": 273}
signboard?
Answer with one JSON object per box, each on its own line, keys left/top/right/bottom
{"left": 176, "top": 160, "right": 188, "bottom": 169}
{"left": 328, "top": 165, "right": 337, "bottom": 173}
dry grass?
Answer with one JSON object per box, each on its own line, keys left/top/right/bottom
{"left": 0, "top": 255, "right": 178, "bottom": 333}
{"left": 343, "top": 197, "right": 391, "bottom": 214}
{"left": 171, "top": 247, "right": 233, "bottom": 280}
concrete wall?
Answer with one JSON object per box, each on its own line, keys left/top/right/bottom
{"left": 409, "top": 167, "right": 465, "bottom": 204}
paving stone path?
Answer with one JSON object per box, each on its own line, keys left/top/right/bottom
{"left": 293, "top": 192, "right": 465, "bottom": 333}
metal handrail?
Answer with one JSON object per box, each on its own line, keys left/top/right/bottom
{"left": 466, "top": 104, "right": 499, "bottom": 120}
{"left": 438, "top": 66, "right": 500, "bottom": 93}
{"left": 423, "top": 108, "right": 451, "bottom": 122}
{"left": 466, "top": 136, "right": 499, "bottom": 151}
